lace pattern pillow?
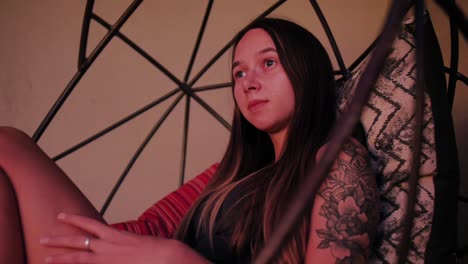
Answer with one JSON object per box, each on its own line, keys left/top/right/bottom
{"left": 336, "top": 17, "right": 436, "bottom": 263}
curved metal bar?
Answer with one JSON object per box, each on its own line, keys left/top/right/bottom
{"left": 100, "top": 91, "right": 185, "bottom": 215}
{"left": 188, "top": 0, "right": 287, "bottom": 87}
{"left": 397, "top": 1, "right": 426, "bottom": 262}
{"left": 184, "top": 0, "right": 214, "bottom": 83}
{"left": 434, "top": 0, "right": 468, "bottom": 40}
{"left": 444, "top": 67, "right": 468, "bottom": 85}
{"left": 309, "top": 0, "right": 350, "bottom": 80}
{"left": 78, "top": 0, "right": 94, "bottom": 69}
{"left": 191, "top": 93, "right": 231, "bottom": 130}
{"left": 456, "top": 244, "right": 468, "bottom": 258}
{"left": 52, "top": 88, "right": 180, "bottom": 161}
{"left": 447, "top": 0, "right": 459, "bottom": 110}
{"left": 332, "top": 70, "right": 344, "bottom": 76}
{"left": 349, "top": 37, "right": 379, "bottom": 72}
{"left": 179, "top": 95, "right": 191, "bottom": 187}
{"left": 92, "top": 14, "right": 183, "bottom": 88}
{"left": 254, "top": 1, "right": 412, "bottom": 262}
{"left": 32, "top": 0, "right": 143, "bottom": 142}
{"left": 192, "top": 82, "right": 232, "bottom": 92}
{"left": 459, "top": 195, "right": 468, "bottom": 203}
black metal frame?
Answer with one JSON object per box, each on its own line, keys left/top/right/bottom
{"left": 32, "top": 0, "right": 467, "bottom": 262}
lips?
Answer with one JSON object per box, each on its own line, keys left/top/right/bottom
{"left": 248, "top": 99, "right": 269, "bottom": 111}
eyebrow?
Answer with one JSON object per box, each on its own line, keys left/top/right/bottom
{"left": 232, "top": 47, "right": 277, "bottom": 70}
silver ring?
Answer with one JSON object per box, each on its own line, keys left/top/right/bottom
{"left": 84, "top": 237, "right": 91, "bottom": 251}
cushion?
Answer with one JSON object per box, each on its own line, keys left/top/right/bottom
{"left": 336, "top": 15, "right": 436, "bottom": 263}
{"left": 112, "top": 163, "right": 218, "bottom": 238}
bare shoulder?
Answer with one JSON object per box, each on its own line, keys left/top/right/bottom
{"left": 315, "top": 138, "right": 374, "bottom": 195}
{"left": 306, "top": 138, "right": 379, "bottom": 263}
{"left": 316, "top": 137, "right": 377, "bottom": 216}
{"left": 315, "top": 138, "right": 372, "bottom": 192}
{"left": 316, "top": 137, "right": 369, "bottom": 162}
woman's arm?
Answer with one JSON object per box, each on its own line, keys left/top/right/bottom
{"left": 306, "top": 138, "right": 379, "bottom": 263}
{"left": 41, "top": 213, "right": 212, "bottom": 264}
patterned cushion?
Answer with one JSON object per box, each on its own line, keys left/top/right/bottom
{"left": 112, "top": 163, "right": 218, "bottom": 238}
{"left": 336, "top": 16, "right": 436, "bottom": 263}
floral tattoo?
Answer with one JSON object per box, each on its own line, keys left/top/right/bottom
{"left": 316, "top": 141, "right": 379, "bottom": 263}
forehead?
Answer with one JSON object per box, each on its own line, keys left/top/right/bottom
{"left": 234, "top": 28, "right": 276, "bottom": 60}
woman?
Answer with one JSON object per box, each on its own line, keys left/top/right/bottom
{"left": 0, "top": 18, "right": 378, "bottom": 263}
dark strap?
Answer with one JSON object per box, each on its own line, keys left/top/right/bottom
{"left": 423, "top": 13, "right": 460, "bottom": 264}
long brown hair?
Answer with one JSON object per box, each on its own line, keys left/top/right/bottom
{"left": 175, "top": 18, "right": 336, "bottom": 262}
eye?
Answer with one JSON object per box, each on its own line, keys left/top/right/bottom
{"left": 264, "top": 59, "right": 276, "bottom": 68}
{"left": 234, "top": 70, "right": 246, "bottom": 79}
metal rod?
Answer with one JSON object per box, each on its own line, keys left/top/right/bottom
{"left": 332, "top": 70, "right": 345, "bottom": 76}
{"left": 183, "top": 0, "right": 214, "bottom": 83}
{"left": 32, "top": 0, "right": 143, "bottom": 142}
{"left": 191, "top": 93, "right": 231, "bottom": 130}
{"left": 443, "top": 67, "right": 468, "bottom": 85}
{"left": 434, "top": 0, "right": 468, "bottom": 40}
{"left": 349, "top": 38, "right": 379, "bottom": 72}
{"left": 100, "top": 92, "right": 184, "bottom": 215}
{"left": 188, "top": 0, "right": 287, "bottom": 87}
{"left": 32, "top": 72, "right": 86, "bottom": 142}
{"left": 52, "top": 88, "right": 180, "bottom": 161}
{"left": 78, "top": 0, "right": 94, "bottom": 69}
{"left": 456, "top": 244, "right": 468, "bottom": 258}
{"left": 178, "top": 95, "right": 191, "bottom": 187}
{"left": 459, "top": 195, "right": 468, "bottom": 203}
{"left": 192, "top": 82, "right": 232, "bottom": 92}
{"left": 92, "top": 14, "right": 183, "bottom": 87}
{"left": 309, "top": 0, "right": 350, "bottom": 80}
{"left": 447, "top": 0, "right": 459, "bottom": 111}
{"left": 254, "top": 0, "right": 411, "bottom": 262}
{"left": 397, "top": 1, "right": 426, "bottom": 262}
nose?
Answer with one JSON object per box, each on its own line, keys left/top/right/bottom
{"left": 242, "top": 71, "right": 261, "bottom": 93}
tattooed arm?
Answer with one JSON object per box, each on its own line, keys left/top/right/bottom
{"left": 305, "top": 138, "right": 379, "bottom": 264}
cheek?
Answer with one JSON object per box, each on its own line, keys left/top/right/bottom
{"left": 286, "top": 89, "right": 295, "bottom": 109}
{"left": 271, "top": 78, "right": 295, "bottom": 108}
{"left": 282, "top": 78, "right": 295, "bottom": 107}
{"left": 277, "top": 84, "right": 296, "bottom": 118}
{"left": 233, "top": 86, "right": 244, "bottom": 107}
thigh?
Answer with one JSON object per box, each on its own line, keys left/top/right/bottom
{"left": 0, "top": 127, "right": 105, "bottom": 263}
{"left": 0, "top": 169, "right": 25, "bottom": 263}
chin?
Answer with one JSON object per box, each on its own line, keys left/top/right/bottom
{"left": 250, "top": 121, "right": 271, "bottom": 131}
{"left": 253, "top": 123, "right": 281, "bottom": 134}
{"left": 246, "top": 117, "right": 288, "bottom": 134}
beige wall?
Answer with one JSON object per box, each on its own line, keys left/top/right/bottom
{"left": 0, "top": 0, "right": 466, "bottom": 231}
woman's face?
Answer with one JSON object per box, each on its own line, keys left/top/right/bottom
{"left": 232, "top": 28, "right": 295, "bottom": 135}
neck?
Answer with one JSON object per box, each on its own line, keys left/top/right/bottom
{"left": 269, "top": 129, "right": 288, "bottom": 161}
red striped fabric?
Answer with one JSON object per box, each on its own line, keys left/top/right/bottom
{"left": 111, "top": 163, "right": 218, "bottom": 238}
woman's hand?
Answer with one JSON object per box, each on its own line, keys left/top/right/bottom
{"left": 40, "top": 213, "right": 210, "bottom": 264}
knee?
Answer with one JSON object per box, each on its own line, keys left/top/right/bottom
{"left": 0, "top": 127, "right": 33, "bottom": 149}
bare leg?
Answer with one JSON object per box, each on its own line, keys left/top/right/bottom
{"left": 0, "top": 168, "right": 25, "bottom": 263}
{"left": 0, "top": 127, "right": 105, "bottom": 263}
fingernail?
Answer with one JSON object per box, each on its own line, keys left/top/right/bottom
{"left": 39, "top": 237, "right": 49, "bottom": 244}
{"left": 57, "top": 212, "right": 66, "bottom": 219}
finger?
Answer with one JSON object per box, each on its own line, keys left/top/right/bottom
{"left": 57, "top": 213, "right": 116, "bottom": 239}
{"left": 46, "top": 252, "right": 95, "bottom": 264}
{"left": 41, "top": 235, "right": 105, "bottom": 252}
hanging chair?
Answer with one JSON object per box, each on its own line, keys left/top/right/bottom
{"left": 33, "top": 0, "right": 466, "bottom": 263}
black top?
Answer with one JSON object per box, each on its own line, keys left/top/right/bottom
{"left": 184, "top": 185, "right": 254, "bottom": 263}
